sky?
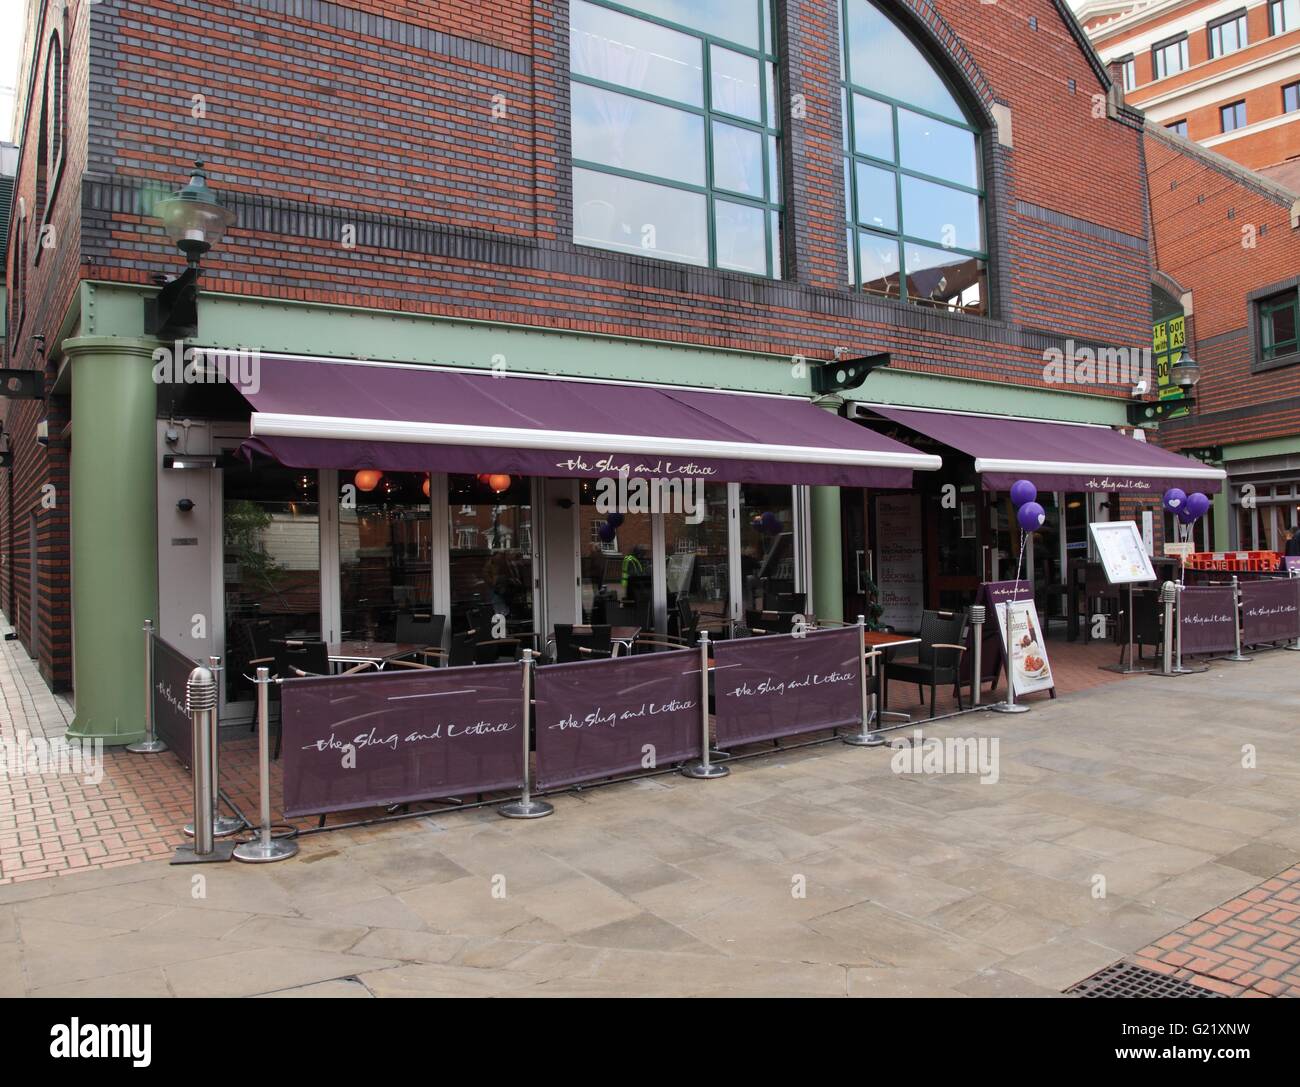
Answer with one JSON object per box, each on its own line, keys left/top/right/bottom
{"left": 0, "top": 0, "right": 1094, "bottom": 148}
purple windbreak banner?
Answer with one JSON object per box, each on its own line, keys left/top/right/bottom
{"left": 1179, "top": 585, "right": 1238, "bottom": 655}
{"left": 1241, "top": 579, "right": 1300, "bottom": 644}
{"left": 533, "top": 650, "right": 701, "bottom": 790}
{"left": 714, "top": 626, "right": 862, "bottom": 747}
{"left": 280, "top": 662, "right": 523, "bottom": 817}
{"left": 152, "top": 636, "right": 196, "bottom": 770}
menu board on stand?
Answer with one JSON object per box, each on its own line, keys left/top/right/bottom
{"left": 1089, "top": 520, "right": 1157, "bottom": 673}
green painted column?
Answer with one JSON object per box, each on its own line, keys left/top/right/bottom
{"left": 810, "top": 393, "right": 844, "bottom": 624}
{"left": 64, "top": 337, "right": 159, "bottom": 745}
{"left": 1212, "top": 486, "right": 1230, "bottom": 551}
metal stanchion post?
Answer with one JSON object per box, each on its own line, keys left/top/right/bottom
{"left": 844, "top": 615, "right": 886, "bottom": 747}
{"left": 683, "top": 630, "right": 729, "bottom": 778}
{"left": 234, "top": 668, "right": 298, "bottom": 863}
{"left": 1161, "top": 581, "right": 1174, "bottom": 675}
{"left": 500, "top": 650, "right": 555, "bottom": 817}
{"left": 990, "top": 597, "right": 1030, "bottom": 714}
{"left": 1225, "top": 575, "right": 1252, "bottom": 662}
{"left": 186, "top": 656, "right": 243, "bottom": 838}
{"left": 127, "top": 619, "right": 168, "bottom": 754}
{"left": 172, "top": 665, "right": 234, "bottom": 864}
{"left": 1287, "top": 570, "right": 1300, "bottom": 652}
{"left": 970, "top": 604, "right": 985, "bottom": 708}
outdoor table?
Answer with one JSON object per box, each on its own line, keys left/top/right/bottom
{"left": 571, "top": 625, "right": 642, "bottom": 656}
{"left": 863, "top": 631, "right": 921, "bottom": 724}
{"left": 327, "top": 641, "right": 425, "bottom": 670}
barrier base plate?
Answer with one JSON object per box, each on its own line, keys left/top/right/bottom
{"left": 988, "top": 701, "right": 1031, "bottom": 714}
{"left": 498, "top": 798, "right": 554, "bottom": 819}
{"left": 170, "top": 841, "right": 235, "bottom": 865}
{"left": 233, "top": 837, "right": 299, "bottom": 863}
{"left": 126, "top": 739, "right": 168, "bottom": 754}
{"left": 185, "top": 816, "right": 245, "bottom": 839}
{"left": 843, "top": 732, "right": 887, "bottom": 747}
{"left": 681, "top": 760, "right": 730, "bottom": 779}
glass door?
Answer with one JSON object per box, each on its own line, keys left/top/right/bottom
{"left": 662, "top": 482, "right": 730, "bottom": 636}
{"left": 221, "top": 462, "right": 321, "bottom": 711}
{"left": 447, "top": 474, "right": 535, "bottom": 645}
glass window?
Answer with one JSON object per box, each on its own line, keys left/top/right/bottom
{"left": 338, "top": 471, "right": 431, "bottom": 642}
{"left": 573, "top": 167, "right": 708, "bottom": 265}
{"left": 1166, "top": 119, "right": 1189, "bottom": 137}
{"left": 663, "top": 483, "right": 731, "bottom": 635}
{"left": 903, "top": 242, "right": 988, "bottom": 313}
{"left": 739, "top": 485, "right": 796, "bottom": 613}
{"left": 1284, "top": 82, "right": 1300, "bottom": 113}
{"left": 572, "top": 82, "right": 705, "bottom": 185}
{"left": 841, "top": 0, "right": 987, "bottom": 315}
{"left": 1220, "top": 100, "right": 1247, "bottom": 132}
{"left": 1208, "top": 12, "right": 1248, "bottom": 58}
{"left": 448, "top": 474, "right": 534, "bottom": 642}
{"left": 1260, "top": 293, "right": 1299, "bottom": 360}
{"left": 1121, "top": 56, "right": 1135, "bottom": 92}
{"left": 578, "top": 482, "right": 656, "bottom": 630}
{"left": 223, "top": 463, "right": 321, "bottom": 705}
{"left": 570, "top": 1, "right": 781, "bottom": 278}
{"left": 1272, "top": 0, "right": 1299, "bottom": 34}
{"left": 1152, "top": 35, "right": 1189, "bottom": 79}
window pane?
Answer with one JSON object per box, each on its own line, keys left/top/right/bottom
{"left": 448, "top": 475, "right": 533, "bottom": 641}
{"left": 845, "top": 0, "right": 964, "bottom": 120}
{"left": 901, "top": 174, "right": 982, "bottom": 250}
{"left": 852, "top": 93, "right": 894, "bottom": 161}
{"left": 855, "top": 161, "right": 898, "bottom": 231}
{"left": 714, "top": 199, "right": 767, "bottom": 274}
{"left": 574, "top": 167, "right": 708, "bottom": 264}
{"left": 739, "top": 484, "right": 796, "bottom": 612}
{"left": 769, "top": 209, "right": 782, "bottom": 280}
{"left": 664, "top": 484, "right": 732, "bottom": 633}
{"left": 858, "top": 230, "right": 900, "bottom": 297}
{"left": 904, "top": 242, "right": 987, "bottom": 313}
{"left": 712, "top": 120, "right": 764, "bottom": 197}
{"left": 898, "top": 108, "right": 977, "bottom": 188}
{"left": 711, "top": 44, "right": 761, "bottom": 121}
{"left": 1263, "top": 300, "right": 1298, "bottom": 356}
{"left": 619, "top": 0, "right": 760, "bottom": 49}
{"left": 570, "top": 0, "right": 703, "bottom": 106}
{"left": 579, "top": 486, "right": 656, "bottom": 630}
{"left": 572, "top": 82, "right": 705, "bottom": 185}
{"left": 767, "top": 134, "right": 781, "bottom": 202}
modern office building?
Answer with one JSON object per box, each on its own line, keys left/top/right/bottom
{"left": 3, "top": 0, "right": 1225, "bottom": 742}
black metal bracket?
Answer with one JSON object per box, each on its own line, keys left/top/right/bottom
{"left": 811, "top": 352, "right": 890, "bottom": 396}
{"left": 144, "top": 266, "right": 200, "bottom": 340}
{"left": 0, "top": 369, "right": 45, "bottom": 400}
{"left": 1127, "top": 394, "right": 1193, "bottom": 426}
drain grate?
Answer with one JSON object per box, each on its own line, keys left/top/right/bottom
{"left": 1067, "top": 960, "right": 1226, "bottom": 998}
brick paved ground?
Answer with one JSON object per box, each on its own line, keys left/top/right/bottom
{"left": 1133, "top": 864, "right": 1300, "bottom": 997}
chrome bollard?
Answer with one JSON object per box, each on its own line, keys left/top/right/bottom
{"left": 969, "top": 604, "right": 985, "bottom": 708}
{"left": 185, "top": 656, "right": 243, "bottom": 838}
{"left": 127, "top": 619, "right": 168, "bottom": 754}
{"left": 683, "top": 630, "right": 729, "bottom": 777}
{"left": 844, "top": 614, "right": 884, "bottom": 746}
{"left": 234, "top": 668, "right": 298, "bottom": 863}
{"left": 172, "top": 665, "right": 234, "bottom": 864}
{"left": 1160, "top": 581, "right": 1175, "bottom": 675}
{"left": 1225, "top": 575, "right": 1252, "bottom": 662}
{"left": 500, "top": 650, "right": 555, "bottom": 817}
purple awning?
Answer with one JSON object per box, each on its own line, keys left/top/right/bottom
{"left": 229, "top": 354, "right": 940, "bottom": 488}
{"left": 859, "top": 405, "right": 1225, "bottom": 494}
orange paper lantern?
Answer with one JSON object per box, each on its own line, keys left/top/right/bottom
{"left": 476, "top": 473, "right": 492, "bottom": 485}
{"left": 422, "top": 474, "right": 431, "bottom": 498}
{"left": 488, "top": 474, "right": 512, "bottom": 494}
{"left": 354, "top": 469, "right": 383, "bottom": 492}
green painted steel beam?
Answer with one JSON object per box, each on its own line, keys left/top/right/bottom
{"left": 63, "top": 336, "right": 159, "bottom": 746}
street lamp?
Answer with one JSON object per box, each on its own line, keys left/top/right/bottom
{"left": 1127, "top": 352, "right": 1202, "bottom": 426}
{"left": 144, "top": 160, "right": 236, "bottom": 339}
{"left": 1169, "top": 352, "right": 1201, "bottom": 391}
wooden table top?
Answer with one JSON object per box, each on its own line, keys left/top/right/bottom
{"left": 863, "top": 631, "right": 922, "bottom": 648}
{"left": 571, "top": 626, "right": 642, "bottom": 641}
{"left": 328, "top": 641, "right": 424, "bottom": 662}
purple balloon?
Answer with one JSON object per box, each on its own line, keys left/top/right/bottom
{"left": 1017, "top": 501, "right": 1046, "bottom": 533}
{"left": 1161, "top": 487, "right": 1186, "bottom": 513}
{"left": 1177, "top": 506, "right": 1198, "bottom": 525}
{"left": 597, "top": 521, "right": 616, "bottom": 543}
{"left": 1185, "top": 492, "right": 1211, "bottom": 519}
{"left": 606, "top": 511, "right": 625, "bottom": 528}
{"left": 1009, "top": 480, "right": 1037, "bottom": 508}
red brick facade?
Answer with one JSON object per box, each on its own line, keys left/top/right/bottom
{"left": 1146, "top": 126, "right": 1300, "bottom": 453}
{"left": 4, "top": 0, "right": 1158, "bottom": 688}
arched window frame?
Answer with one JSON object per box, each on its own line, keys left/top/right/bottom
{"left": 839, "top": 0, "right": 990, "bottom": 316}
{"left": 38, "top": 29, "right": 67, "bottom": 233}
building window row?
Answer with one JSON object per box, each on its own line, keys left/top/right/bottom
{"left": 1207, "top": 10, "right": 1248, "bottom": 60}
{"left": 1219, "top": 99, "right": 1247, "bottom": 132}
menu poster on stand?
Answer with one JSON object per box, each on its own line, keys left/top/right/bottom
{"left": 1088, "top": 520, "right": 1157, "bottom": 585}
{"left": 875, "top": 494, "right": 924, "bottom": 632}
{"left": 993, "top": 598, "right": 1056, "bottom": 697}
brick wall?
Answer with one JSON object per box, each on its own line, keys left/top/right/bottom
{"left": 1145, "top": 126, "right": 1300, "bottom": 453}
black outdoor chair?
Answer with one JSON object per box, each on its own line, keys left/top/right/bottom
{"left": 744, "top": 608, "right": 799, "bottom": 635}
{"left": 270, "top": 639, "right": 376, "bottom": 758}
{"left": 394, "top": 611, "right": 446, "bottom": 665}
{"left": 885, "top": 610, "right": 969, "bottom": 719}
{"left": 553, "top": 624, "right": 613, "bottom": 663}
{"left": 241, "top": 619, "right": 280, "bottom": 736}
{"left": 676, "top": 597, "right": 730, "bottom": 646}
{"left": 772, "top": 592, "right": 807, "bottom": 614}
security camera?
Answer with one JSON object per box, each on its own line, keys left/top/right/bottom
{"left": 1130, "top": 379, "right": 1149, "bottom": 398}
